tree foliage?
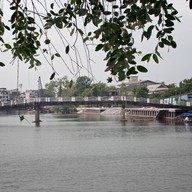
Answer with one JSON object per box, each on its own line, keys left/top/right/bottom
{"left": 179, "top": 78, "right": 192, "bottom": 93}
{"left": 44, "top": 75, "right": 115, "bottom": 97}
{"left": 0, "top": 1, "right": 189, "bottom": 82}
{"left": 133, "top": 86, "right": 149, "bottom": 98}
{"left": 75, "top": 76, "right": 92, "bottom": 96}
{"left": 45, "top": 75, "right": 72, "bottom": 97}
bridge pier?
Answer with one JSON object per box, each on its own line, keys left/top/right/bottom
{"left": 34, "top": 109, "right": 41, "bottom": 127}
{"left": 33, "top": 102, "right": 42, "bottom": 127}
{"left": 121, "top": 103, "right": 127, "bottom": 122}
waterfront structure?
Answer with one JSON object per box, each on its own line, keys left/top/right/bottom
{"left": 24, "top": 90, "right": 39, "bottom": 103}
{"left": 9, "top": 89, "right": 23, "bottom": 103}
{"left": 0, "top": 88, "right": 9, "bottom": 104}
{"left": 126, "top": 107, "right": 183, "bottom": 120}
{"left": 179, "top": 93, "right": 192, "bottom": 106}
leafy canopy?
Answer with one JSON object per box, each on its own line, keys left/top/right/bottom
{"left": 0, "top": 0, "right": 185, "bottom": 82}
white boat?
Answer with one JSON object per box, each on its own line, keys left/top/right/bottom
{"left": 184, "top": 116, "right": 192, "bottom": 122}
{"left": 183, "top": 112, "right": 192, "bottom": 122}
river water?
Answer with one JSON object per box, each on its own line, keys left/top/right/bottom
{"left": 0, "top": 114, "right": 192, "bottom": 192}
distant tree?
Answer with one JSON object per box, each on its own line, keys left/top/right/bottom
{"left": 118, "top": 83, "right": 127, "bottom": 96}
{"left": 91, "top": 82, "right": 107, "bottom": 96}
{"left": 75, "top": 76, "right": 92, "bottom": 96}
{"left": 133, "top": 86, "right": 149, "bottom": 98}
{"left": 162, "top": 87, "right": 178, "bottom": 98}
{"left": 45, "top": 80, "right": 57, "bottom": 95}
{"left": 44, "top": 75, "right": 72, "bottom": 97}
{"left": 179, "top": 78, "right": 192, "bottom": 93}
{"left": 150, "top": 92, "right": 162, "bottom": 99}
{"left": 167, "top": 83, "right": 177, "bottom": 89}
{"left": 56, "top": 76, "right": 71, "bottom": 97}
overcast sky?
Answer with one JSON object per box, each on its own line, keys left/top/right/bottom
{"left": 0, "top": 1, "right": 191, "bottom": 91}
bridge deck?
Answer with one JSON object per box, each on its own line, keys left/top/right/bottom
{"left": 0, "top": 96, "right": 191, "bottom": 112}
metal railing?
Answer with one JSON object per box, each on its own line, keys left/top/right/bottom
{"left": 0, "top": 95, "right": 185, "bottom": 107}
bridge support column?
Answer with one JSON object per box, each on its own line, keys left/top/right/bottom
{"left": 34, "top": 109, "right": 41, "bottom": 127}
{"left": 121, "top": 104, "right": 127, "bottom": 123}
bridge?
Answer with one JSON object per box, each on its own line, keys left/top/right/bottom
{"left": 0, "top": 96, "right": 191, "bottom": 126}
{"left": 0, "top": 96, "right": 192, "bottom": 111}
{"left": 0, "top": 96, "right": 191, "bottom": 111}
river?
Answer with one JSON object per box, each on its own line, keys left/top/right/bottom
{"left": 0, "top": 114, "right": 192, "bottom": 192}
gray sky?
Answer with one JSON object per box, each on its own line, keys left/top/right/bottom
{"left": 0, "top": 1, "right": 191, "bottom": 91}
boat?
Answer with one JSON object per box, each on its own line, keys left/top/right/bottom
{"left": 183, "top": 112, "right": 192, "bottom": 122}
{"left": 184, "top": 116, "right": 192, "bottom": 122}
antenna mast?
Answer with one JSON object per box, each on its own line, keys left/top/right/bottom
{"left": 38, "top": 76, "right": 43, "bottom": 97}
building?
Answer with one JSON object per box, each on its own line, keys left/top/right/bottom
{"left": 8, "top": 89, "right": 21, "bottom": 102}
{"left": 24, "top": 90, "right": 39, "bottom": 103}
{"left": 147, "top": 84, "right": 168, "bottom": 95}
{"left": 125, "top": 76, "right": 159, "bottom": 95}
{"left": 0, "top": 88, "right": 9, "bottom": 104}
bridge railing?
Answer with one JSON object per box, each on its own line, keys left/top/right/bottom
{"left": 0, "top": 95, "right": 187, "bottom": 107}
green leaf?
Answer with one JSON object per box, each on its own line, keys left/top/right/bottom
{"left": 171, "top": 41, "right": 177, "bottom": 48}
{"left": 28, "top": 65, "right": 34, "bottom": 69}
{"left": 162, "top": 38, "right": 170, "bottom": 46}
{"left": 137, "top": 65, "right": 148, "bottom": 73}
{"left": 107, "top": 77, "right": 113, "bottom": 83}
{"left": 103, "top": 11, "right": 111, "bottom": 15}
{"left": 27, "top": 26, "right": 36, "bottom": 31}
{"left": 4, "top": 43, "right": 12, "bottom": 49}
{"left": 155, "top": 50, "right": 163, "bottom": 59}
{"left": 44, "top": 39, "right": 50, "bottom": 44}
{"left": 55, "top": 53, "right": 61, "bottom": 57}
{"left": 153, "top": 54, "right": 159, "bottom": 63}
{"left": 143, "top": 31, "right": 150, "bottom": 40}
{"left": 141, "top": 53, "right": 152, "bottom": 62}
{"left": 78, "top": 8, "right": 88, "bottom": 16}
{"left": 44, "top": 23, "right": 52, "bottom": 29}
{"left": 55, "top": 18, "right": 63, "bottom": 29}
{"left": 165, "top": 20, "right": 174, "bottom": 27}
{"left": 50, "top": 3, "right": 54, "bottom": 9}
{"left": 11, "top": 11, "right": 17, "bottom": 23}
{"left": 164, "top": 27, "right": 174, "bottom": 34}
{"left": 158, "top": 42, "right": 164, "bottom": 48}
{"left": 95, "top": 44, "right": 103, "bottom": 51}
{"left": 118, "top": 71, "right": 126, "bottom": 81}
{"left": 165, "top": 14, "right": 175, "bottom": 21}
{"left": 50, "top": 72, "right": 55, "bottom": 80}
{"left": 70, "top": 28, "right": 75, "bottom": 36}
{"left": 171, "top": 10, "right": 178, "bottom": 16}
{"left": 0, "top": 36, "right": 4, "bottom": 43}
{"left": 143, "top": 25, "right": 154, "bottom": 40}
{"left": 77, "top": 28, "right": 84, "bottom": 36}
{"left": 70, "top": 0, "right": 75, "bottom": 4}
{"left": 0, "top": 62, "right": 5, "bottom": 67}
{"left": 127, "top": 67, "right": 137, "bottom": 76}
{"left": 35, "top": 59, "right": 41, "bottom": 66}
{"left": 66, "top": 45, "right": 70, "bottom": 54}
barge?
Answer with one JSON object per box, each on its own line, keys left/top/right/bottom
{"left": 126, "top": 107, "right": 184, "bottom": 120}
